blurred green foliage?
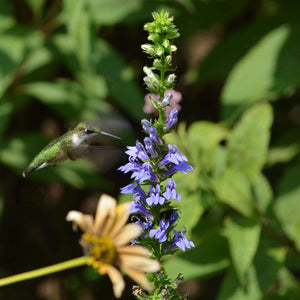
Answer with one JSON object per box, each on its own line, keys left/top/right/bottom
{"left": 0, "top": 0, "right": 300, "bottom": 299}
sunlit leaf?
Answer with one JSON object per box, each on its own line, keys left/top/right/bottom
{"left": 218, "top": 247, "right": 286, "bottom": 300}
{"left": 164, "top": 234, "right": 229, "bottom": 281}
{"left": 221, "top": 24, "right": 300, "bottom": 119}
{"left": 25, "top": 0, "right": 46, "bottom": 17}
{"left": 213, "top": 168, "right": 254, "bottom": 216}
{"left": 24, "top": 79, "right": 109, "bottom": 120}
{"left": 273, "top": 164, "right": 300, "bottom": 251}
{"left": 87, "top": 0, "right": 142, "bottom": 25}
{"left": 252, "top": 173, "right": 273, "bottom": 214}
{"left": 93, "top": 39, "right": 145, "bottom": 121}
{"left": 0, "top": 0, "right": 15, "bottom": 31}
{"left": 224, "top": 216, "right": 261, "bottom": 281}
{"left": 187, "top": 121, "right": 228, "bottom": 167}
{"left": 0, "top": 27, "right": 43, "bottom": 97}
{"left": 228, "top": 103, "right": 273, "bottom": 182}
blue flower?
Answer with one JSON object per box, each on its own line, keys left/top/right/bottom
{"left": 131, "top": 161, "right": 158, "bottom": 183}
{"left": 146, "top": 184, "right": 166, "bottom": 206}
{"left": 119, "top": 159, "right": 158, "bottom": 183}
{"left": 135, "top": 218, "right": 153, "bottom": 232}
{"left": 125, "top": 141, "right": 149, "bottom": 161}
{"left": 149, "top": 219, "right": 169, "bottom": 242}
{"left": 164, "top": 108, "right": 178, "bottom": 130}
{"left": 159, "top": 144, "right": 187, "bottom": 166}
{"left": 141, "top": 119, "right": 162, "bottom": 145}
{"left": 120, "top": 183, "right": 136, "bottom": 194}
{"left": 121, "top": 183, "right": 147, "bottom": 201}
{"left": 164, "top": 161, "right": 194, "bottom": 176}
{"left": 161, "top": 92, "right": 172, "bottom": 107}
{"left": 149, "top": 211, "right": 179, "bottom": 243}
{"left": 172, "top": 229, "right": 195, "bottom": 251}
{"left": 163, "top": 179, "right": 181, "bottom": 202}
{"left": 159, "top": 144, "right": 193, "bottom": 176}
{"left": 130, "top": 200, "right": 153, "bottom": 220}
{"left": 144, "top": 137, "right": 158, "bottom": 158}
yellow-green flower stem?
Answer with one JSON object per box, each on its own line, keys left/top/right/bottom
{"left": 0, "top": 256, "right": 87, "bottom": 287}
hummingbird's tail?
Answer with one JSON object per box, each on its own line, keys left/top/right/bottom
{"left": 22, "top": 170, "right": 29, "bottom": 178}
{"left": 22, "top": 162, "right": 48, "bottom": 178}
{"left": 22, "top": 167, "right": 35, "bottom": 178}
{"left": 100, "top": 131, "right": 121, "bottom": 140}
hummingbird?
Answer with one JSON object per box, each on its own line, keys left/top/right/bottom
{"left": 22, "top": 121, "right": 121, "bottom": 177}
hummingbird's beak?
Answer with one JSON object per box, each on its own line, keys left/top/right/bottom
{"left": 100, "top": 131, "right": 121, "bottom": 140}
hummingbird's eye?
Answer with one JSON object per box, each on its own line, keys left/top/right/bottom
{"left": 84, "top": 129, "right": 94, "bottom": 134}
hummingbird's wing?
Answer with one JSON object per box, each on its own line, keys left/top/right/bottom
{"left": 68, "top": 145, "right": 125, "bottom": 172}
{"left": 68, "top": 145, "right": 121, "bottom": 159}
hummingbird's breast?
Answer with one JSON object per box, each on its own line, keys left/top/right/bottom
{"left": 71, "top": 133, "right": 82, "bottom": 148}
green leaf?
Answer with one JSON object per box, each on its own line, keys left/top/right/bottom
{"left": 252, "top": 173, "right": 273, "bottom": 214}
{"left": 175, "top": 188, "right": 204, "bottom": 235}
{"left": 266, "top": 128, "right": 300, "bottom": 167}
{"left": 0, "top": 27, "right": 43, "bottom": 97}
{"left": 164, "top": 234, "right": 229, "bottom": 281}
{"left": 93, "top": 39, "right": 145, "bottom": 121}
{"left": 25, "top": 0, "right": 46, "bottom": 17}
{"left": 61, "top": 0, "right": 94, "bottom": 71}
{"left": 53, "top": 35, "right": 144, "bottom": 121}
{"left": 273, "top": 164, "right": 300, "bottom": 251}
{"left": 263, "top": 268, "right": 300, "bottom": 299}
{"left": 224, "top": 216, "right": 261, "bottom": 281}
{"left": 218, "top": 247, "right": 286, "bottom": 300}
{"left": 254, "top": 247, "right": 286, "bottom": 293}
{"left": 187, "top": 121, "right": 228, "bottom": 167}
{"left": 24, "top": 79, "right": 109, "bottom": 120}
{"left": 0, "top": 0, "right": 15, "bottom": 32}
{"left": 213, "top": 168, "right": 254, "bottom": 216}
{"left": 188, "top": 121, "right": 228, "bottom": 149}
{"left": 0, "top": 36, "right": 24, "bottom": 97}
{"left": 22, "top": 46, "right": 54, "bottom": 75}
{"left": 87, "top": 0, "right": 142, "bottom": 25}
{"left": 228, "top": 103, "right": 273, "bottom": 182}
{"left": 198, "top": 16, "right": 282, "bottom": 81}
{"left": 221, "top": 24, "right": 300, "bottom": 119}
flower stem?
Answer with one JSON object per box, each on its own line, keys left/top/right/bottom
{"left": 0, "top": 256, "right": 87, "bottom": 286}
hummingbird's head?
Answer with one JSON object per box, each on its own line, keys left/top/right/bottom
{"left": 75, "top": 121, "right": 101, "bottom": 135}
{"left": 74, "top": 121, "right": 121, "bottom": 141}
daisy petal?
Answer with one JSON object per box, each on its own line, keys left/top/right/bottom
{"left": 110, "top": 202, "right": 131, "bottom": 238}
{"left": 104, "top": 265, "right": 125, "bottom": 298}
{"left": 94, "top": 194, "right": 116, "bottom": 235}
{"left": 118, "top": 245, "right": 151, "bottom": 257}
{"left": 120, "top": 255, "right": 160, "bottom": 273}
{"left": 124, "top": 268, "right": 154, "bottom": 293}
{"left": 66, "top": 211, "right": 93, "bottom": 232}
{"left": 114, "top": 224, "right": 142, "bottom": 247}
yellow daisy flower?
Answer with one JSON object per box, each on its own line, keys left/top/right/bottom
{"left": 66, "top": 194, "right": 160, "bottom": 298}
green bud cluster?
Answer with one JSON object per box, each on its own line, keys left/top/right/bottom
{"left": 141, "top": 11, "right": 179, "bottom": 96}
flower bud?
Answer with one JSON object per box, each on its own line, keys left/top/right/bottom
{"left": 166, "top": 74, "right": 176, "bottom": 85}
{"left": 156, "top": 46, "right": 164, "bottom": 56}
{"left": 165, "top": 55, "right": 172, "bottom": 65}
{"left": 170, "top": 45, "right": 177, "bottom": 52}
{"left": 163, "top": 39, "right": 170, "bottom": 48}
{"left": 141, "top": 44, "right": 155, "bottom": 55}
{"left": 160, "top": 93, "right": 172, "bottom": 107}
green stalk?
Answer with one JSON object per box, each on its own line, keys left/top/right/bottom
{"left": 0, "top": 256, "right": 87, "bottom": 286}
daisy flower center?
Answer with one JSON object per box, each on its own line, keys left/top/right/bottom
{"left": 82, "top": 233, "right": 116, "bottom": 270}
